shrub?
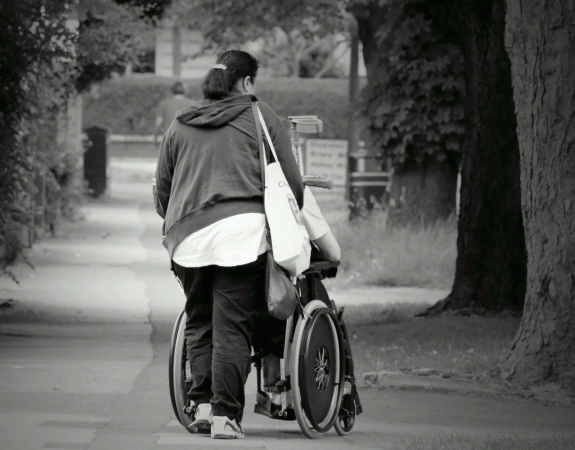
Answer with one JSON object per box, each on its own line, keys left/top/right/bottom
{"left": 82, "top": 75, "right": 354, "bottom": 139}
{"left": 0, "top": 1, "right": 78, "bottom": 274}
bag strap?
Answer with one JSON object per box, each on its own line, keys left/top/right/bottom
{"left": 251, "top": 100, "right": 272, "bottom": 247}
{"left": 256, "top": 106, "right": 281, "bottom": 164}
{"left": 253, "top": 104, "right": 293, "bottom": 192}
{"left": 252, "top": 100, "right": 267, "bottom": 192}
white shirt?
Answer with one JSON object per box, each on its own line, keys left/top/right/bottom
{"left": 173, "top": 188, "right": 330, "bottom": 268}
{"left": 172, "top": 213, "right": 266, "bottom": 267}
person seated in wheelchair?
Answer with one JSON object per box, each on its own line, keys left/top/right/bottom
{"left": 257, "top": 185, "right": 341, "bottom": 416}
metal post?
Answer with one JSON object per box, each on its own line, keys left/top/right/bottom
{"left": 346, "top": 17, "right": 360, "bottom": 202}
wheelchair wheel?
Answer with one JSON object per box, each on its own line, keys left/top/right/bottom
{"left": 291, "top": 300, "right": 344, "bottom": 439}
{"left": 168, "top": 310, "right": 194, "bottom": 430}
{"left": 334, "top": 390, "right": 356, "bottom": 435}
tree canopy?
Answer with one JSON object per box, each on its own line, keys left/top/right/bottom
{"left": 168, "top": 0, "right": 343, "bottom": 45}
{"left": 165, "top": 0, "right": 347, "bottom": 77}
{"left": 75, "top": 0, "right": 153, "bottom": 91}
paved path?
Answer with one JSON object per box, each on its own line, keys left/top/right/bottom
{"left": 0, "top": 170, "right": 574, "bottom": 449}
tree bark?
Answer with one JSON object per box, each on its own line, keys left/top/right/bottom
{"left": 499, "top": 0, "right": 575, "bottom": 392}
{"left": 423, "top": 0, "right": 527, "bottom": 314}
{"left": 388, "top": 155, "right": 459, "bottom": 227}
{"left": 352, "top": 4, "right": 387, "bottom": 89}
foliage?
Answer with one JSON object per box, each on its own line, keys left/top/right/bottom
{"left": 167, "top": 0, "right": 347, "bottom": 77}
{"left": 169, "top": 0, "right": 343, "bottom": 46}
{"left": 83, "top": 75, "right": 354, "bottom": 138}
{"left": 0, "top": 1, "right": 77, "bottom": 272}
{"left": 113, "top": 0, "right": 171, "bottom": 21}
{"left": 75, "top": 0, "right": 152, "bottom": 91}
{"left": 0, "top": 0, "right": 153, "bottom": 274}
{"left": 354, "top": 0, "right": 465, "bottom": 167}
{"left": 254, "top": 29, "right": 348, "bottom": 78}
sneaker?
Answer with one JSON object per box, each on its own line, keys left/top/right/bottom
{"left": 188, "top": 403, "right": 212, "bottom": 434}
{"left": 211, "top": 416, "right": 244, "bottom": 439}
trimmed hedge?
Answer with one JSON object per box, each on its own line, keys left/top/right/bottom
{"left": 82, "top": 75, "right": 354, "bottom": 139}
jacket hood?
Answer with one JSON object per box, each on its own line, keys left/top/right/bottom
{"left": 176, "top": 94, "right": 255, "bottom": 128}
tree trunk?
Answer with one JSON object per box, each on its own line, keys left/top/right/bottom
{"left": 388, "top": 155, "right": 459, "bottom": 227}
{"left": 424, "top": 0, "right": 527, "bottom": 314}
{"left": 498, "top": 0, "right": 575, "bottom": 392}
{"left": 353, "top": 5, "right": 387, "bottom": 89}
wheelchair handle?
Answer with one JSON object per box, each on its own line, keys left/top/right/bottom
{"left": 303, "top": 175, "right": 333, "bottom": 190}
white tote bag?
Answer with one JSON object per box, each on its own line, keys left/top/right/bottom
{"left": 257, "top": 107, "right": 311, "bottom": 277}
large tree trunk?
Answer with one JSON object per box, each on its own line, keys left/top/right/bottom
{"left": 425, "top": 0, "right": 527, "bottom": 314}
{"left": 499, "top": 0, "right": 575, "bottom": 392}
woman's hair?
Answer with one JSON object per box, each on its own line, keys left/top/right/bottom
{"left": 202, "top": 50, "right": 258, "bottom": 100}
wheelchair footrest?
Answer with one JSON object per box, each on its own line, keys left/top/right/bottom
{"left": 254, "top": 391, "right": 295, "bottom": 421}
{"left": 351, "top": 385, "right": 363, "bottom": 415}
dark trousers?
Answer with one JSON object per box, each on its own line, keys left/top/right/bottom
{"left": 171, "top": 253, "right": 284, "bottom": 423}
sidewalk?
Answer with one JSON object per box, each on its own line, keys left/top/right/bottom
{"left": 0, "top": 200, "right": 554, "bottom": 404}
{"left": 1, "top": 199, "right": 447, "bottom": 319}
{"left": 0, "top": 201, "right": 156, "bottom": 324}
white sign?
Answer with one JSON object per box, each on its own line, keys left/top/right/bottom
{"left": 305, "top": 139, "right": 348, "bottom": 187}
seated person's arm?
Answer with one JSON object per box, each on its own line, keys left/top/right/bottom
{"left": 301, "top": 187, "right": 341, "bottom": 262}
{"left": 313, "top": 230, "right": 341, "bottom": 262}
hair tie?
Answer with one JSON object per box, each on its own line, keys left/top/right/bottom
{"left": 212, "top": 64, "right": 227, "bottom": 70}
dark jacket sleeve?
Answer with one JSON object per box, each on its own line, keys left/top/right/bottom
{"left": 153, "top": 129, "right": 174, "bottom": 220}
{"left": 259, "top": 102, "right": 304, "bottom": 209}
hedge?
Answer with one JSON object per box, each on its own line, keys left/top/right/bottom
{"left": 82, "top": 75, "right": 356, "bottom": 139}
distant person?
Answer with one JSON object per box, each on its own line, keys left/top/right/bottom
{"left": 153, "top": 81, "right": 193, "bottom": 149}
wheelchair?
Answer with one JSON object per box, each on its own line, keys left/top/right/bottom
{"left": 168, "top": 115, "right": 362, "bottom": 438}
{"left": 168, "top": 257, "right": 362, "bottom": 438}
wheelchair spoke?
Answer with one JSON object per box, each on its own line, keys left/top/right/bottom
{"left": 314, "top": 346, "right": 330, "bottom": 391}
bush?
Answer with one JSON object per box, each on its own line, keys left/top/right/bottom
{"left": 82, "top": 75, "right": 354, "bottom": 139}
{"left": 0, "top": 1, "right": 79, "bottom": 274}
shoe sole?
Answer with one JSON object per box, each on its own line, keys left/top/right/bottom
{"left": 211, "top": 433, "right": 243, "bottom": 439}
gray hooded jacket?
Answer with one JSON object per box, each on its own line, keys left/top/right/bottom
{"left": 153, "top": 94, "right": 304, "bottom": 258}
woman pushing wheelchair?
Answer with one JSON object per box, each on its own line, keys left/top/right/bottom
{"left": 153, "top": 50, "right": 340, "bottom": 439}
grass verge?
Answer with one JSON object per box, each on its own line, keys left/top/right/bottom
{"left": 341, "top": 303, "right": 520, "bottom": 384}
{"left": 315, "top": 193, "right": 457, "bottom": 290}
